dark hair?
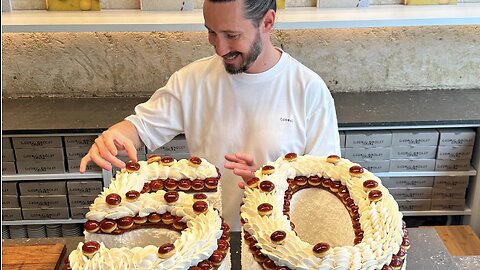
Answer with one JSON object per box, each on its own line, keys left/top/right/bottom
{"left": 207, "top": 0, "right": 276, "bottom": 27}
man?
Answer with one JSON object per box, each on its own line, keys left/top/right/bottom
{"left": 80, "top": 0, "right": 340, "bottom": 231}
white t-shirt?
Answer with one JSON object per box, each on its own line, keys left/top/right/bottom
{"left": 126, "top": 50, "right": 340, "bottom": 231}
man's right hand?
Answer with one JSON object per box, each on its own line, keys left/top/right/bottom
{"left": 80, "top": 122, "right": 141, "bottom": 173}
{"left": 224, "top": 152, "right": 257, "bottom": 189}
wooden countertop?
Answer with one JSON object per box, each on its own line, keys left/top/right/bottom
{"left": 433, "top": 225, "right": 480, "bottom": 256}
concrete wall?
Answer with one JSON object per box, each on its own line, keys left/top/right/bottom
{"left": 2, "top": 25, "right": 479, "bottom": 98}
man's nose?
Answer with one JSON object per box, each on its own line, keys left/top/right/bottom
{"left": 213, "top": 38, "right": 230, "bottom": 57}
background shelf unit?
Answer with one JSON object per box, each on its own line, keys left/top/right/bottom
{"left": 2, "top": 172, "right": 103, "bottom": 181}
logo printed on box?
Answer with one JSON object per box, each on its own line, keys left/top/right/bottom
{"left": 64, "top": 136, "right": 96, "bottom": 147}
{"left": 399, "top": 138, "right": 432, "bottom": 145}
{"left": 353, "top": 139, "right": 384, "bottom": 146}
{"left": 13, "top": 137, "right": 63, "bottom": 148}
{"left": 17, "top": 160, "right": 66, "bottom": 174}
{"left": 353, "top": 152, "right": 384, "bottom": 159}
{"left": 22, "top": 208, "right": 69, "bottom": 219}
{"left": 20, "top": 195, "right": 68, "bottom": 208}
{"left": 395, "top": 150, "right": 431, "bottom": 158}
{"left": 26, "top": 165, "right": 57, "bottom": 173}
{"left": 19, "top": 181, "right": 66, "bottom": 195}
{"left": 399, "top": 164, "right": 427, "bottom": 170}
{"left": 24, "top": 187, "right": 60, "bottom": 194}
{"left": 67, "top": 181, "right": 103, "bottom": 195}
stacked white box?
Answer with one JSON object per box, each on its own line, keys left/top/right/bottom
{"left": 390, "top": 129, "right": 438, "bottom": 171}
{"left": 2, "top": 182, "right": 21, "bottom": 221}
{"left": 19, "top": 181, "right": 70, "bottom": 220}
{"left": 431, "top": 199, "right": 466, "bottom": 211}
{"left": 390, "top": 159, "right": 436, "bottom": 172}
{"left": 386, "top": 129, "right": 440, "bottom": 211}
{"left": 388, "top": 187, "right": 433, "bottom": 200}
{"left": 20, "top": 195, "right": 68, "bottom": 208}
{"left": 2, "top": 182, "right": 18, "bottom": 196}
{"left": 67, "top": 180, "right": 103, "bottom": 218}
{"left": 13, "top": 136, "right": 66, "bottom": 174}
{"left": 438, "top": 128, "right": 476, "bottom": 146}
{"left": 434, "top": 176, "right": 469, "bottom": 189}
{"left": 3, "top": 195, "right": 20, "bottom": 208}
{"left": 382, "top": 176, "right": 434, "bottom": 188}
{"left": 435, "top": 128, "right": 475, "bottom": 171}
{"left": 436, "top": 145, "right": 474, "bottom": 160}
{"left": 431, "top": 176, "right": 469, "bottom": 210}
{"left": 2, "top": 137, "right": 16, "bottom": 174}
{"left": 396, "top": 199, "right": 432, "bottom": 211}
{"left": 2, "top": 208, "right": 22, "bottom": 221}
{"left": 390, "top": 146, "right": 437, "bottom": 159}
{"left": 391, "top": 129, "right": 439, "bottom": 147}
{"left": 345, "top": 131, "right": 391, "bottom": 172}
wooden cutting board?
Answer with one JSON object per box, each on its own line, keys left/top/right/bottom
{"left": 2, "top": 243, "right": 66, "bottom": 270}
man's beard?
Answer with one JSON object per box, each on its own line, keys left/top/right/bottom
{"left": 223, "top": 31, "right": 262, "bottom": 74}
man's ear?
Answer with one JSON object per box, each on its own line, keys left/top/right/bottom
{"left": 261, "top": 9, "right": 276, "bottom": 32}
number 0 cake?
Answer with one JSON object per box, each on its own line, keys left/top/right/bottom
{"left": 67, "top": 155, "right": 231, "bottom": 269}
{"left": 240, "top": 154, "right": 409, "bottom": 270}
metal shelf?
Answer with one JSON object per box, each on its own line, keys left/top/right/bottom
{"left": 3, "top": 210, "right": 471, "bottom": 226}
{"left": 375, "top": 167, "right": 477, "bottom": 178}
{"left": 402, "top": 208, "right": 472, "bottom": 217}
{"left": 3, "top": 219, "right": 86, "bottom": 226}
{"left": 2, "top": 172, "right": 103, "bottom": 181}
{"left": 2, "top": 4, "right": 480, "bottom": 33}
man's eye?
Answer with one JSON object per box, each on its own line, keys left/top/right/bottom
{"left": 227, "top": 34, "right": 239, "bottom": 39}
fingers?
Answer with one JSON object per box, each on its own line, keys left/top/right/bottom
{"left": 80, "top": 150, "right": 114, "bottom": 173}
{"left": 103, "top": 132, "right": 118, "bottom": 157}
{"left": 119, "top": 138, "right": 138, "bottom": 163}
{"left": 80, "top": 132, "right": 133, "bottom": 173}
{"left": 94, "top": 136, "right": 125, "bottom": 168}
{"left": 79, "top": 154, "right": 92, "bottom": 173}
{"left": 224, "top": 153, "right": 242, "bottom": 163}
{"left": 80, "top": 143, "right": 123, "bottom": 172}
{"left": 224, "top": 152, "right": 255, "bottom": 167}
{"left": 238, "top": 181, "right": 245, "bottom": 189}
{"left": 233, "top": 168, "right": 255, "bottom": 181}
{"left": 235, "top": 152, "right": 255, "bottom": 166}
{"left": 224, "top": 161, "right": 250, "bottom": 171}
{"left": 224, "top": 152, "right": 257, "bottom": 191}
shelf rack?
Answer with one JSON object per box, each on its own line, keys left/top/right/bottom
{"left": 2, "top": 4, "right": 480, "bottom": 33}
{"left": 375, "top": 167, "right": 477, "bottom": 178}
{"left": 3, "top": 219, "right": 86, "bottom": 226}
{"left": 2, "top": 172, "right": 103, "bottom": 181}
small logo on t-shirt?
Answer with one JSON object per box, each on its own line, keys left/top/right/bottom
{"left": 280, "top": 117, "right": 294, "bottom": 123}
